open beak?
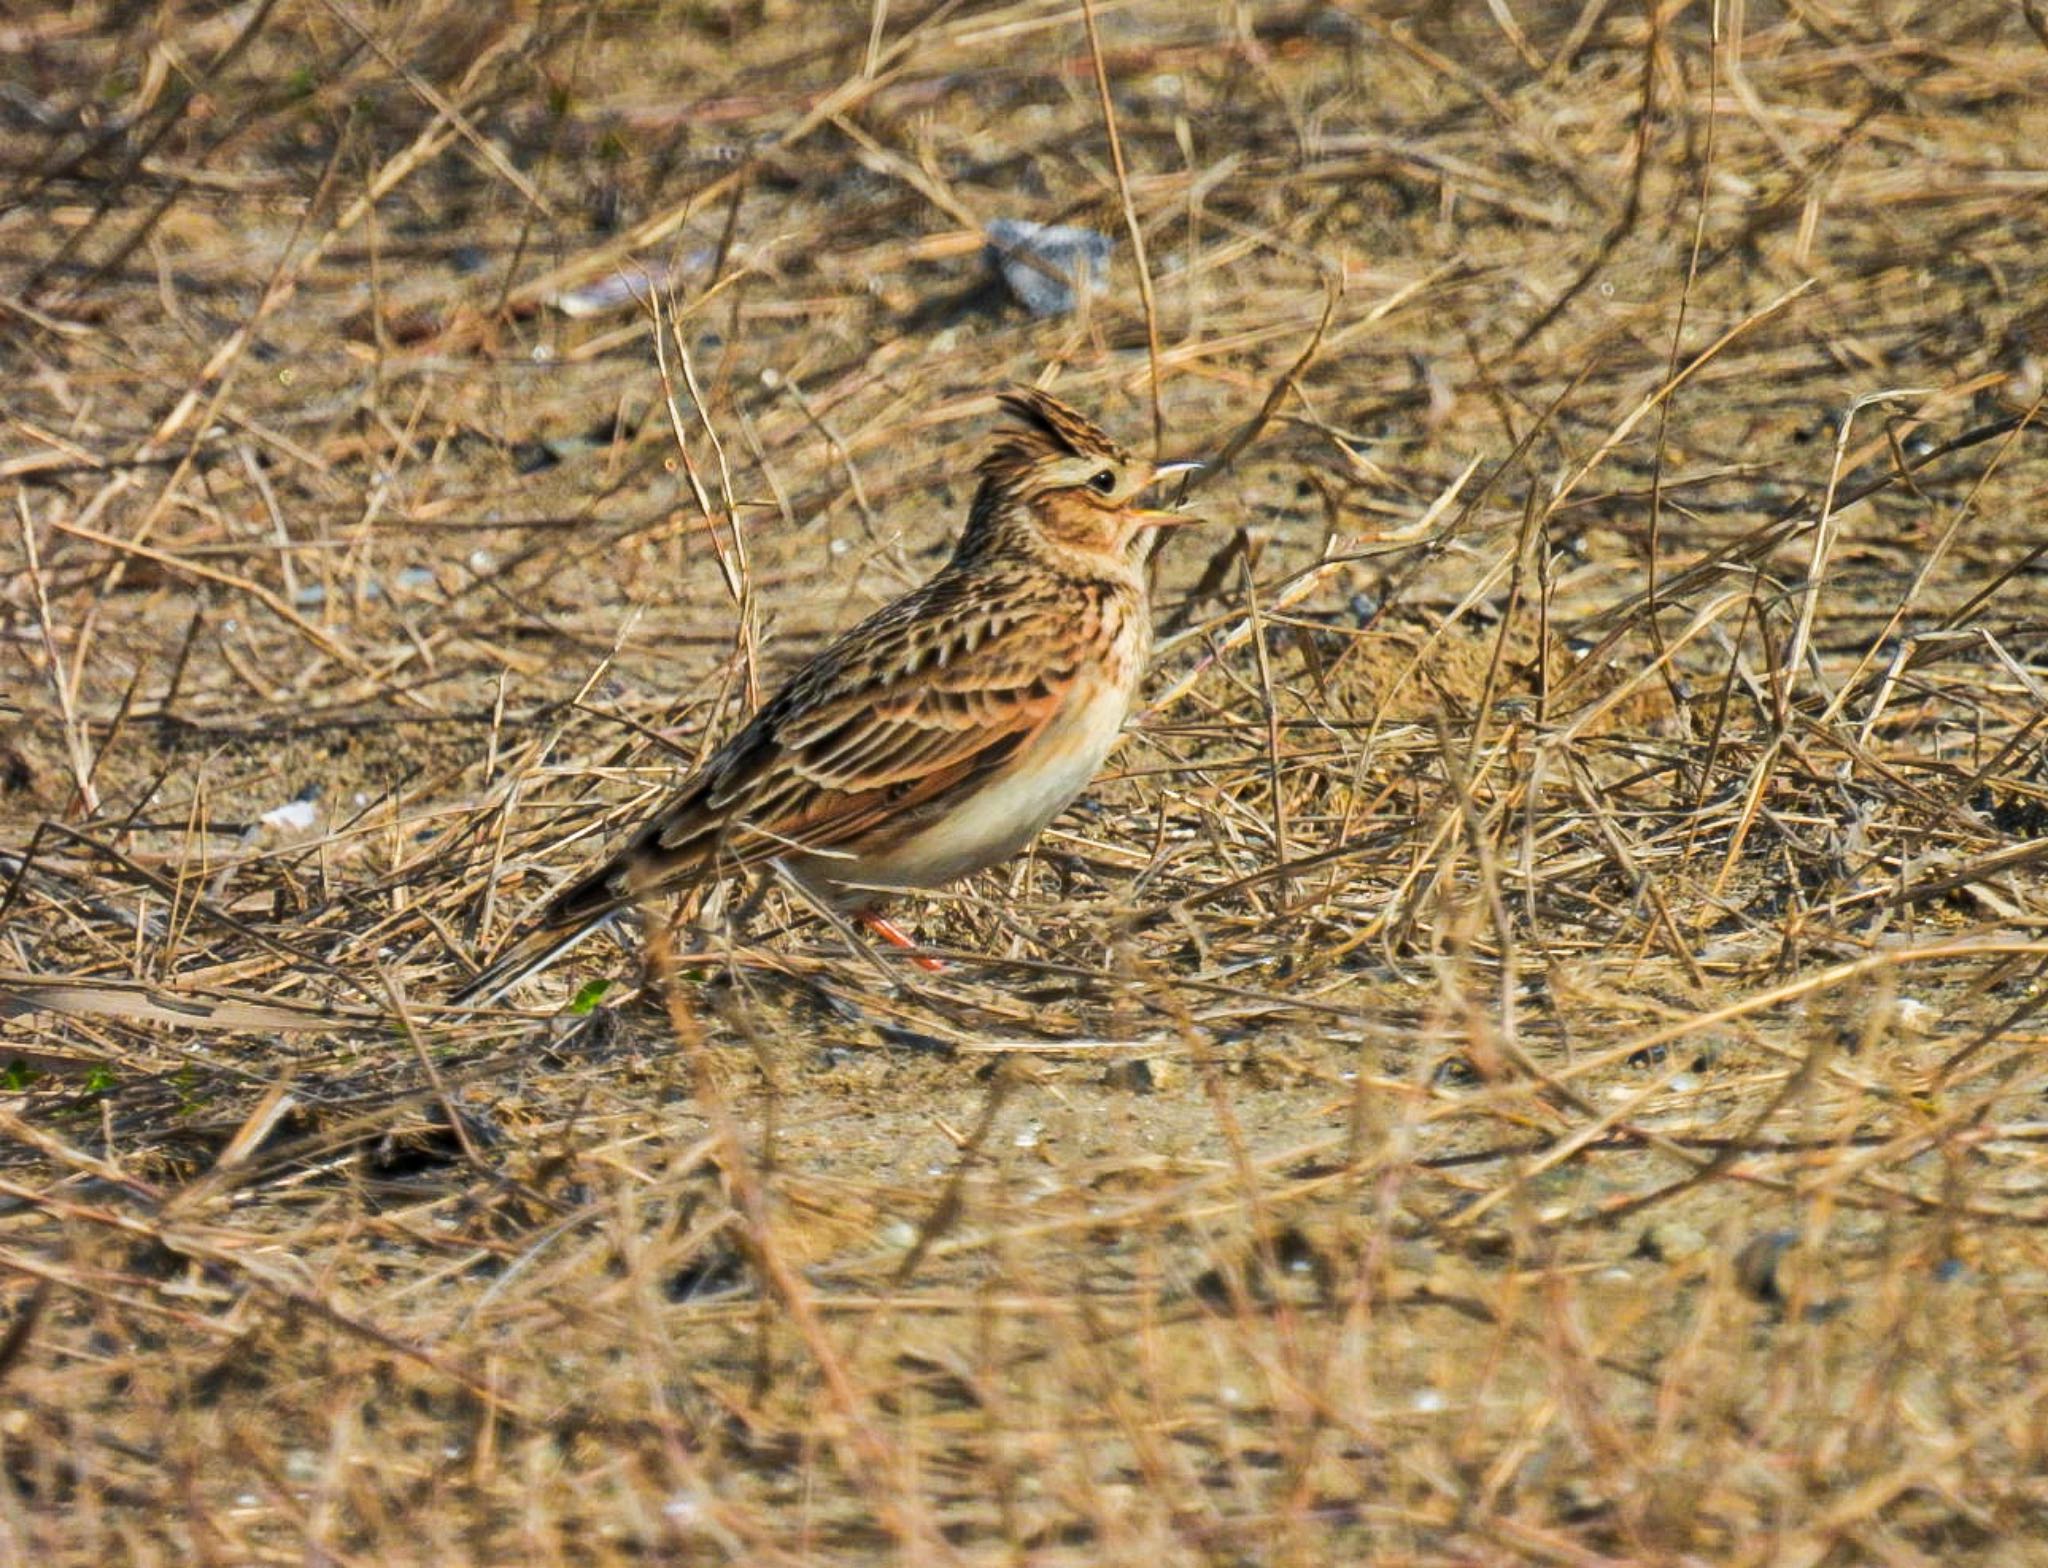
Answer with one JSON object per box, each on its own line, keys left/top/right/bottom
{"left": 1131, "top": 459, "right": 1206, "bottom": 528}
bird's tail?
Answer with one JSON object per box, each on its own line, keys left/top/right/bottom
{"left": 452, "top": 818, "right": 728, "bottom": 1008}
{"left": 450, "top": 907, "right": 624, "bottom": 1010}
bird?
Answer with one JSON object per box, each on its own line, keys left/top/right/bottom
{"left": 454, "top": 388, "right": 1203, "bottom": 1007}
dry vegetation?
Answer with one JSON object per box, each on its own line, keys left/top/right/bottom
{"left": 4, "top": 0, "right": 2048, "bottom": 1561}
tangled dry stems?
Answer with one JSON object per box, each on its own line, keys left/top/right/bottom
{"left": 2, "top": 0, "right": 2047, "bottom": 1561}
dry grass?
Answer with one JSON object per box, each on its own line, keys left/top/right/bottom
{"left": 4, "top": 0, "right": 2048, "bottom": 1561}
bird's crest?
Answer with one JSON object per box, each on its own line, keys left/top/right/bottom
{"left": 980, "top": 388, "right": 1128, "bottom": 482}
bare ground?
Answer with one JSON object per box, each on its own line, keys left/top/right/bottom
{"left": 4, "top": 1, "right": 2048, "bottom": 1562}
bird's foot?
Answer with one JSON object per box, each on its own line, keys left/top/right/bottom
{"left": 857, "top": 911, "right": 947, "bottom": 973}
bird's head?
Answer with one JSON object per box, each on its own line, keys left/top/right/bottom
{"left": 960, "top": 387, "right": 1201, "bottom": 564}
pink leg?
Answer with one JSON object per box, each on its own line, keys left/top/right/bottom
{"left": 858, "top": 910, "right": 946, "bottom": 972}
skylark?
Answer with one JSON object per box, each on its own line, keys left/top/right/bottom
{"left": 456, "top": 388, "right": 1200, "bottom": 1005}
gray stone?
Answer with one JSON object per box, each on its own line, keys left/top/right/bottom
{"left": 984, "top": 218, "right": 1112, "bottom": 317}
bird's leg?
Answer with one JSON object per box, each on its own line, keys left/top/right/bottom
{"left": 724, "top": 866, "right": 773, "bottom": 932}
{"left": 857, "top": 910, "right": 947, "bottom": 973}
{"left": 766, "top": 859, "right": 931, "bottom": 981}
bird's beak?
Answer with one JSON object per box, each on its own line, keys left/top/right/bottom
{"left": 1131, "top": 459, "right": 1206, "bottom": 528}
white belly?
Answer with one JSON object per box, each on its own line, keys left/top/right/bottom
{"left": 813, "top": 675, "right": 1132, "bottom": 898}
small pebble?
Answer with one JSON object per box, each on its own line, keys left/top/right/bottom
{"left": 257, "top": 791, "right": 321, "bottom": 835}
{"left": 663, "top": 1491, "right": 708, "bottom": 1526}
{"left": 880, "top": 1218, "right": 918, "bottom": 1250}
{"left": 1638, "top": 1220, "right": 1709, "bottom": 1264}
{"left": 1101, "top": 1056, "right": 1182, "bottom": 1093}
{"left": 983, "top": 218, "right": 1111, "bottom": 317}
{"left": 549, "top": 255, "right": 708, "bottom": 318}
{"left": 1734, "top": 1229, "right": 1843, "bottom": 1317}
{"left": 1894, "top": 997, "right": 1937, "bottom": 1033}
{"left": 1735, "top": 1230, "right": 1797, "bottom": 1301}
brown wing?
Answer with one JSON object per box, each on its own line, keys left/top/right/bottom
{"left": 539, "top": 567, "right": 1074, "bottom": 928}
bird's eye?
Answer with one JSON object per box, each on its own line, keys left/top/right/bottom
{"left": 1088, "top": 468, "right": 1116, "bottom": 494}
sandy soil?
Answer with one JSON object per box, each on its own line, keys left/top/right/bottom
{"left": 3, "top": 1, "right": 2048, "bottom": 1561}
